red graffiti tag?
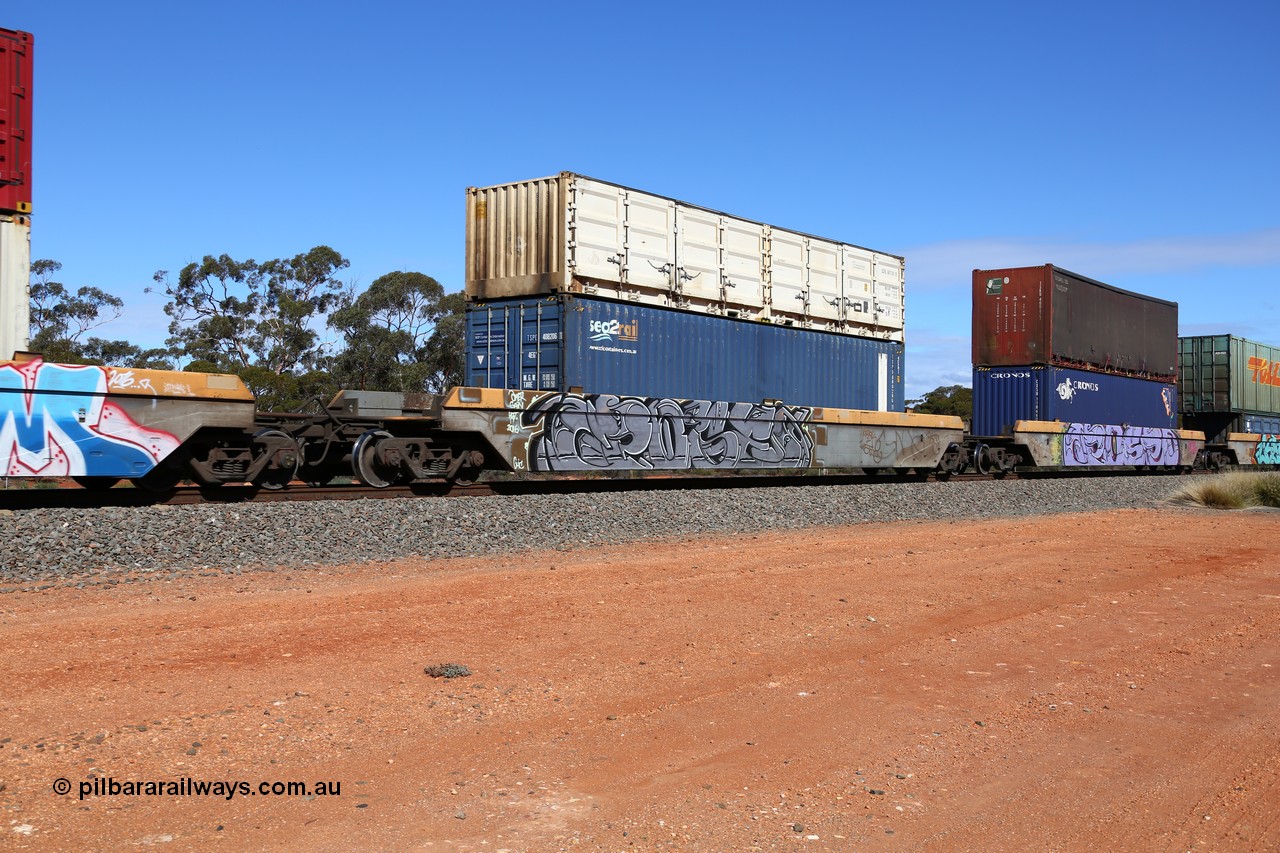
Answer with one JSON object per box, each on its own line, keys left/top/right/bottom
{"left": 1248, "top": 357, "right": 1280, "bottom": 387}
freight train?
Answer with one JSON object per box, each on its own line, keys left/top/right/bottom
{"left": 2, "top": 174, "right": 1276, "bottom": 492}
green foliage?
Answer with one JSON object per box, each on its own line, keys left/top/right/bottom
{"left": 907, "top": 384, "right": 973, "bottom": 419}
{"left": 154, "top": 245, "right": 349, "bottom": 377}
{"left": 420, "top": 291, "right": 466, "bottom": 393}
{"left": 326, "top": 272, "right": 465, "bottom": 394}
{"left": 31, "top": 250, "right": 465, "bottom": 410}
{"left": 28, "top": 260, "right": 174, "bottom": 369}
{"left": 236, "top": 366, "right": 335, "bottom": 413}
{"left": 1257, "top": 476, "right": 1280, "bottom": 508}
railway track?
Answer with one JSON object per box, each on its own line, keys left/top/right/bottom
{"left": 0, "top": 466, "right": 1208, "bottom": 511}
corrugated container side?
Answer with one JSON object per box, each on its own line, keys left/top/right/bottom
{"left": 1241, "top": 413, "right": 1280, "bottom": 434}
{"left": 0, "top": 214, "right": 31, "bottom": 358}
{"left": 972, "top": 365, "right": 1177, "bottom": 437}
{"left": 0, "top": 29, "right": 33, "bottom": 214}
{"left": 465, "top": 295, "right": 904, "bottom": 412}
{"left": 465, "top": 172, "right": 905, "bottom": 341}
{"left": 973, "top": 265, "right": 1177, "bottom": 378}
{"left": 466, "top": 176, "right": 567, "bottom": 299}
{"left": 1178, "top": 334, "right": 1280, "bottom": 417}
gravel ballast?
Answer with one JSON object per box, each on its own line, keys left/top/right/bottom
{"left": 0, "top": 476, "right": 1190, "bottom": 586}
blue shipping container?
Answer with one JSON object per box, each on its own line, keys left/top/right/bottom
{"left": 1242, "top": 413, "right": 1280, "bottom": 435}
{"left": 972, "top": 365, "right": 1177, "bottom": 436}
{"left": 466, "top": 295, "right": 904, "bottom": 411}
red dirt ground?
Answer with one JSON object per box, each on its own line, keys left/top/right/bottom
{"left": 2, "top": 508, "right": 1278, "bottom": 851}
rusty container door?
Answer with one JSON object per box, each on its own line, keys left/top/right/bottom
{"left": 465, "top": 175, "right": 569, "bottom": 301}
{"left": 971, "top": 265, "right": 1053, "bottom": 367}
{"left": 974, "top": 264, "right": 1177, "bottom": 378}
{"left": 0, "top": 29, "right": 32, "bottom": 214}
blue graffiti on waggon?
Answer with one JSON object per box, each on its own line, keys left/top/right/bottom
{"left": 1257, "top": 435, "right": 1280, "bottom": 466}
{"left": 0, "top": 360, "right": 180, "bottom": 477}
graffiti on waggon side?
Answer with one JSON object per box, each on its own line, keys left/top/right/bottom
{"left": 0, "top": 360, "right": 180, "bottom": 477}
{"left": 1061, "top": 423, "right": 1181, "bottom": 467}
{"left": 513, "top": 391, "right": 815, "bottom": 471}
{"left": 1256, "top": 435, "right": 1280, "bottom": 466}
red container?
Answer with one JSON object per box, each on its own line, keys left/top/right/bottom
{"left": 972, "top": 264, "right": 1177, "bottom": 380}
{"left": 0, "top": 28, "right": 32, "bottom": 214}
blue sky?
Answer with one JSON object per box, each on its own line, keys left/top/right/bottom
{"left": 8, "top": 1, "right": 1279, "bottom": 398}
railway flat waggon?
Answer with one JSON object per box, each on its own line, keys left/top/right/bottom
{"left": 439, "top": 387, "right": 966, "bottom": 476}
{"left": 0, "top": 356, "right": 256, "bottom": 489}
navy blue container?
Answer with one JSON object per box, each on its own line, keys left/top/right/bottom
{"left": 972, "top": 365, "right": 1177, "bottom": 436}
{"left": 465, "top": 295, "right": 904, "bottom": 411}
{"left": 1242, "top": 413, "right": 1280, "bottom": 435}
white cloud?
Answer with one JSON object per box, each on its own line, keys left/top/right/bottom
{"left": 904, "top": 227, "right": 1280, "bottom": 291}
{"left": 904, "top": 329, "right": 972, "bottom": 399}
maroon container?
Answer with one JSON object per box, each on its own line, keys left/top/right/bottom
{"left": 0, "top": 28, "right": 32, "bottom": 214}
{"left": 972, "top": 264, "right": 1177, "bottom": 380}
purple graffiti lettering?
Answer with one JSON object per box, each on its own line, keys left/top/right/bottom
{"left": 1063, "top": 423, "right": 1181, "bottom": 467}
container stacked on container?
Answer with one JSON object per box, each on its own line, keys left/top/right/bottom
{"left": 1178, "top": 334, "right": 1280, "bottom": 443}
{"left": 0, "top": 28, "right": 33, "bottom": 361}
{"left": 970, "top": 265, "right": 1179, "bottom": 436}
{"left": 464, "top": 172, "right": 907, "bottom": 411}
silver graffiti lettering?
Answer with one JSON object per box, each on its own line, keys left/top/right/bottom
{"left": 521, "top": 393, "right": 814, "bottom": 471}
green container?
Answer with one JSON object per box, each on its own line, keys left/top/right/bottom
{"left": 1178, "top": 335, "right": 1280, "bottom": 416}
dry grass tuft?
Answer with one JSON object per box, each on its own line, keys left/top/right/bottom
{"left": 1167, "top": 471, "right": 1280, "bottom": 509}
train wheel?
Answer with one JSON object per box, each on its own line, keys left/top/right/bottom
{"left": 450, "top": 450, "right": 488, "bottom": 486}
{"left": 936, "top": 442, "right": 965, "bottom": 480}
{"left": 253, "top": 429, "right": 301, "bottom": 490}
{"left": 352, "top": 429, "right": 400, "bottom": 489}
{"left": 973, "top": 443, "right": 993, "bottom": 476}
